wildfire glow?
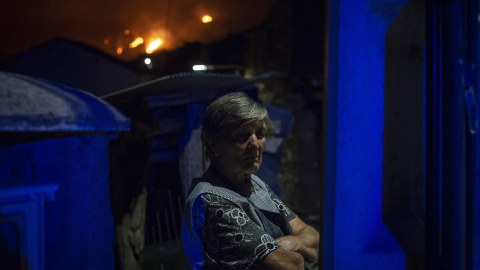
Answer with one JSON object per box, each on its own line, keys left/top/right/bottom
{"left": 146, "top": 39, "right": 163, "bottom": 54}
{"left": 116, "top": 47, "right": 123, "bottom": 55}
{"left": 202, "top": 15, "right": 213, "bottom": 23}
{"left": 129, "top": 37, "right": 144, "bottom": 48}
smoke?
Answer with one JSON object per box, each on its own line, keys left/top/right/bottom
{"left": 0, "top": 0, "right": 274, "bottom": 60}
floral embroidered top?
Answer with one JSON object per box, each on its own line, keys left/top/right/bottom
{"left": 181, "top": 167, "right": 297, "bottom": 270}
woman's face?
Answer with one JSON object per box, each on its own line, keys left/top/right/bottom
{"left": 212, "top": 120, "right": 266, "bottom": 182}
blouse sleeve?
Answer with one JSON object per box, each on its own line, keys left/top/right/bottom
{"left": 189, "top": 193, "right": 280, "bottom": 269}
{"left": 265, "top": 184, "right": 297, "bottom": 223}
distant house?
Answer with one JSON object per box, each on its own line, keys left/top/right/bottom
{"left": 0, "top": 38, "right": 141, "bottom": 97}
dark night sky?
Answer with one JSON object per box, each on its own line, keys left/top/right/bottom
{"left": 1, "top": 0, "right": 275, "bottom": 61}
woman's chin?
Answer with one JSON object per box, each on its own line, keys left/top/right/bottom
{"left": 243, "top": 161, "right": 261, "bottom": 174}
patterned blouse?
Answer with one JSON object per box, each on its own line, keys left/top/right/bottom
{"left": 182, "top": 168, "right": 297, "bottom": 270}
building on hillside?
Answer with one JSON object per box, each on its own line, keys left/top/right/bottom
{"left": 0, "top": 38, "right": 141, "bottom": 97}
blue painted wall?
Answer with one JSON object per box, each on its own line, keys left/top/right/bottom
{"left": 0, "top": 134, "right": 117, "bottom": 270}
{"left": 326, "top": 0, "right": 480, "bottom": 269}
{"left": 325, "top": 0, "right": 408, "bottom": 268}
{"left": 476, "top": 172, "right": 480, "bottom": 269}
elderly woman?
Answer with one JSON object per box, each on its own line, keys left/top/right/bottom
{"left": 182, "top": 92, "right": 319, "bottom": 269}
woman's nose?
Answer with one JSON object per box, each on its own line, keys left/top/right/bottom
{"left": 248, "top": 134, "right": 260, "bottom": 149}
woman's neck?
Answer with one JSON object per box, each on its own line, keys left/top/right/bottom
{"left": 210, "top": 164, "right": 251, "bottom": 186}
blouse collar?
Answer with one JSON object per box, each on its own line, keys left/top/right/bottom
{"left": 206, "top": 166, "right": 254, "bottom": 197}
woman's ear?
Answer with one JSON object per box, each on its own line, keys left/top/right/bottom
{"left": 210, "top": 142, "right": 218, "bottom": 156}
{"left": 205, "top": 138, "right": 216, "bottom": 155}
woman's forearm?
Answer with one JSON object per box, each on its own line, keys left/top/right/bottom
{"left": 279, "top": 218, "right": 320, "bottom": 263}
{"left": 292, "top": 225, "right": 320, "bottom": 262}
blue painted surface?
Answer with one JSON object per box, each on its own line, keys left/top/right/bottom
{"left": 0, "top": 72, "right": 131, "bottom": 269}
{"left": 0, "top": 184, "right": 58, "bottom": 270}
{"left": 0, "top": 134, "right": 117, "bottom": 270}
{"left": 178, "top": 103, "right": 205, "bottom": 159}
{"left": 328, "top": 0, "right": 480, "bottom": 268}
{"left": 475, "top": 1, "right": 480, "bottom": 266}
{"left": 326, "top": 0, "right": 407, "bottom": 268}
{"left": 476, "top": 175, "right": 480, "bottom": 269}
{"left": 0, "top": 216, "right": 22, "bottom": 269}
{"left": 324, "top": 0, "right": 339, "bottom": 268}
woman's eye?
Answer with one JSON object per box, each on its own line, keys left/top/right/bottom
{"left": 256, "top": 131, "right": 265, "bottom": 139}
{"left": 234, "top": 134, "right": 250, "bottom": 142}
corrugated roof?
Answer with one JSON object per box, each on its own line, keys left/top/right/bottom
{"left": 101, "top": 71, "right": 282, "bottom": 103}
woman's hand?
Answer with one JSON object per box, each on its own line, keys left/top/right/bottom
{"left": 275, "top": 235, "right": 317, "bottom": 263}
{"left": 253, "top": 246, "right": 304, "bottom": 270}
{"left": 276, "top": 235, "right": 305, "bottom": 253}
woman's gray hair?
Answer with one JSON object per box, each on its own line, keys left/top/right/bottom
{"left": 201, "top": 92, "right": 273, "bottom": 159}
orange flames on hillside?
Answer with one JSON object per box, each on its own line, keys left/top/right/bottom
{"left": 0, "top": 0, "right": 277, "bottom": 61}
{"left": 129, "top": 37, "right": 144, "bottom": 48}
{"left": 105, "top": 14, "right": 217, "bottom": 59}
{"left": 107, "top": 27, "right": 177, "bottom": 58}
{"left": 202, "top": 15, "right": 213, "bottom": 23}
{"left": 146, "top": 39, "right": 163, "bottom": 53}
{"left": 112, "top": 33, "right": 165, "bottom": 56}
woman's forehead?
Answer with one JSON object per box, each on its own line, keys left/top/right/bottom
{"left": 242, "top": 120, "right": 266, "bottom": 130}
{"left": 225, "top": 120, "right": 265, "bottom": 135}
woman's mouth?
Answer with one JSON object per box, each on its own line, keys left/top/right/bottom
{"left": 243, "top": 156, "right": 258, "bottom": 161}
